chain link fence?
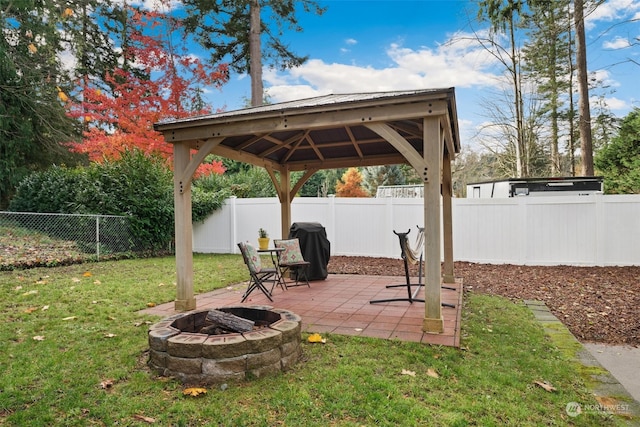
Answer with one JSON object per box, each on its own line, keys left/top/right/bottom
{"left": 0, "top": 211, "right": 140, "bottom": 269}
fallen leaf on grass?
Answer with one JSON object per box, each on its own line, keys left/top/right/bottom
{"left": 71, "top": 277, "right": 81, "bottom": 283}
{"left": 146, "top": 302, "right": 156, "bottom": 308}
{"left": 24, "top": 307, "right": 38, "bottom": 314}
{"left": 401, "top": 369, "right": 416, "bottom": 377}
{"left": 62, "top": 316, "right": 77, "bottom": 321}
{"left": 32, "top": 335, "right": 45, "bottom": 341}
{"left": 426, "top": 368, "right": 440, "bottom": 378}
{"left": 42, "top": 305, "right": 49, "bottom": 311}
{"left": 595, "top": 396, "right": 619, "bottom": 407}
{"left": 307, "top": 333, "right": 326, "bottom": 343}
{"left": 93, "top": 280, "right": 101, "bottom": 285}
{"left": 133, "top": 414, "right": 156, "bottom": 423}
{"left": 22, "top": 290, "right": 38, "bottom": 296}
{"left": 534, "top": 380, "right": 556, "bottom": 392}
{"left": 104, "top": 333, "right": 116, "bottom": 338}
{"left": 82, "top": 271, "right": 92, "bottom": 277}
{"left": 100, "top": 379, "right": 114, "bottom": 389}
{"left": 183, "top": 387, "right": 207, "bottom": 397}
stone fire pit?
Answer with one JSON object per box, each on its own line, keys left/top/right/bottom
{"left": 148, "top": 306, "right": 302, "bottom": 385}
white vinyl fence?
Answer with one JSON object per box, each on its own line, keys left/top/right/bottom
{"left": 193, "top": 194, "right": 640, "bottom": 266}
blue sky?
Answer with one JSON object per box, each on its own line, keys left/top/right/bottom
{"left": 167, "top": 0, "right": 640, "bottom": 151}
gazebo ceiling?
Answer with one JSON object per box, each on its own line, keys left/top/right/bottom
{"left": 154, "top": 88, "right": 461, "bottom": 172}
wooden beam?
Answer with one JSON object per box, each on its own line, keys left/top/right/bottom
{"left": 304, "top": 133, "right": 325, "bottom": 161}
{"left": 265, "top": 166, "right": 282, "bottom": 202}
{"left": 345, "top": 126, "right": 364, "bottom": 159}
{"left": 211, "top": 144, "right": 280, "bottom": 169}
{"left": 178, "top": 137, "right": 224, "bottom": 191}
{"left": 283, "top": 153, "right": 411, "bottom": 171}
{"left": 258, "top": 131, "right": 305, "bottom": 158}
{"left": 422, "top": 117, "right": 443, "bottom": 333}
{"left": 440, "top": 114, "right": 456, "bottom": 161}
{"left": 279, "top": 168, "right": 292, "bottom": 240}
{"left": 442, "top": 148, "right": 455, "bottom": 283}
{"left": 173, "top": 142, "right": 196, "bottom": 311}
{"left": 364, "top": 122, "right": 427, "bottom": 180}
{"left": 161, "top": 101, "right": 449, "bottom": 143}
{"left": 282, "top": 131, "right": 312, "bottom": 163}
{"left": 291, "top": 168, "right": 319, "bottom": 199}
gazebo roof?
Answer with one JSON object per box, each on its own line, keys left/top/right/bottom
{"left": 154, "top": 88, "right": 461, "bottom": 172}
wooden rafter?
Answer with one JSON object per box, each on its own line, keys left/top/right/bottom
{"left": 345, "top": 125, "right": 364, "bottom": 160}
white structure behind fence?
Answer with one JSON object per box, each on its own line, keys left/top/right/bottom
{"left": 193, "top": 194, "right": 640, "bottom": 266}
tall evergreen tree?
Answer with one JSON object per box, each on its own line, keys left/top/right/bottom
{"left": 361, "top": 165, "right": 407, "bottom": 196}
{"left": 0, "top": 1, "right": 80, "bottom": 208}
{"left": 182, "top": 0, "right": 325, "bottom": 105}
{"left": 574, "top": 0, "right": 594, "bottom": 176}
{"left": 594, "top": 108, "right": 640, "bottom": 194}
{"left": 523, "top": 0, "right": 572, "bottom": 176}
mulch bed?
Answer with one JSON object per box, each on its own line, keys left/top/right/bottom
{"left": 327, "top": 256, "right": 640, "bottom": 347}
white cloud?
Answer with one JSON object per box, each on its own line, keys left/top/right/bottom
{"left": 595, "top": 95, "right": 628, "bottom": 111}
{"left": 603, "top": 36, "right": 632, "bottom": 49}
{"left": 345, "top": 38, "right": 358, "bottom": 45}
{"left": 264, "top": 33, "right": 502, "bottom": 104}
{"left": 266, "top": 85, "right": 328, "bottom": 102}
{"left": 591, "top": 69, "right": 620, "bottom": 88}
{"left": 585, "top": 0, "right": 640, "bottom": 28}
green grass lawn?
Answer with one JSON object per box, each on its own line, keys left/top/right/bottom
{"left": 0, "top": 255, "right": 626, "bottom": 426}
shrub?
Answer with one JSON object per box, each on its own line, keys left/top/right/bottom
{"left": 9, "top": 165, "right": 83, "bottom": 213}
{"left": 195, "top": 166, "right": 276, "bottom": 198}
{"left": 192, "top": 185, "right": 231, "bottom": 223}
{"left": 10, "top": 150, "right": 174, "bottom": 251}
{"left": 10, "top": 149, "right": 232, "bottom": 252}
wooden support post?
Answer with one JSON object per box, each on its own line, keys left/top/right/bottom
{"left": 280, "top": 168, "right": 292, "bottom": 239}
{"left": 442, "top": 148, "right": 455, "bottom": 283}
{"left": 422, "top": 117, "right": 444, "bottom": 333}
{"left": 173, "top": 142, "right": 196, "bottom": 311}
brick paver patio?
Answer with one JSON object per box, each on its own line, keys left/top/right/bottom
{"left": 141, "top": 274, "right": 462, "bottom": 347}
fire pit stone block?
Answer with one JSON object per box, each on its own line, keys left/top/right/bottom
{"left": 166, "top": 355, "right": 202, "bottom": 374}
{"left": 202, "top": 334, "right": 249, "bottom": 359}
{"left": 148, "top": 327, "right": 181, "bottom": 352}
{"left": 147, "top": 306, "right": 302, "bottom": 385}
{"left": 242, "top": 328, "right": 282, "bottom": 353}
{"left": 167, "top": 333, "right": 208, "bottom": 358}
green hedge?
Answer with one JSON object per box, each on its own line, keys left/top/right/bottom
{"left": 10, "top": 150, "right": 173, "bottom": 251}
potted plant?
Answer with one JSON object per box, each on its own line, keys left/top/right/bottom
{"left": 258, "top": 228, "right": 270, "bottom": 250}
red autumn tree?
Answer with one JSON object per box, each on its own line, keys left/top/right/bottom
{"left": 335, "top": 167, "right": 370, "bottom": 197}
{"left": 65, "top": 2, "right": 228, "bottom": 177}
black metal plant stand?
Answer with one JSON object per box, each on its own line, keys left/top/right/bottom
{"left": 370, "top": 227, "right": 455, "bottom": 308}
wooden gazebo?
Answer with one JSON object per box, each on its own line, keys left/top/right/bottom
{"left": 154, "top": 88, "right": 461, "bottom": 333}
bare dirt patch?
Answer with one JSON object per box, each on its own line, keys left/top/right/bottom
{"left": 327, "top": 256, "right": 640, "bottom": 346}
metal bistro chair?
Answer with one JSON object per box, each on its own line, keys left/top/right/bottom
{"left": 237, "top": 241, "right": 278, "bottom": 302}
{"left": 274, "top": 238, "right": 311, "bottom": 288}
